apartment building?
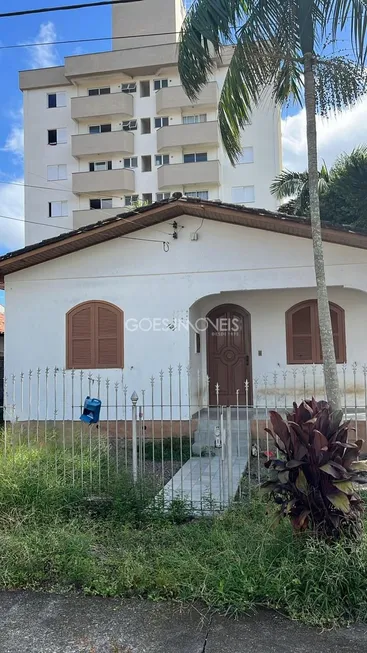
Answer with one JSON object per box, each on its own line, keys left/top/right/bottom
{"left": 20, "top": 0, "right": 282, "bottom": 246}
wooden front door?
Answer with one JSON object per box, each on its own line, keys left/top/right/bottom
{"left": 207, "top": 304, "right": 252, "bottom": 406}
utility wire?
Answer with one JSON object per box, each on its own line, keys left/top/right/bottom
{"left": 0, "top": 178, "right": 172, "bottom": 236}
{"left": 0, "top": 213, "right": 168, "bottom": 247}
{"left": 0, "top": 30, "right": 180, "bottom": 51}
{"left": 0, "top": 0, "right": 142, "bottom": 19}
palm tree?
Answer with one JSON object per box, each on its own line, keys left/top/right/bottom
{"left": 178, "top": 0, "right": 367, "bottom": 410}
{"left": 271, "top": 163, "right": 330, "bottom": 215}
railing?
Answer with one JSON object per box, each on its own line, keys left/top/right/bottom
{"left": 1, "top": 364, "right": 366, "bottom": 513}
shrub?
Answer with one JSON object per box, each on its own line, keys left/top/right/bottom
{"left": 262, "top": 399, "right": 366, "bottom": 538}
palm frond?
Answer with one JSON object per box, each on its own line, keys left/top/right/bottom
{"left": 218, "top": 37, "right": 276, "bottom": 162}
{"left": 270, "top": 169, "right": 308, "bottom": 199}
{"left": 178, "top": 0, "right": 248, "bottom": 100}
{"left": 322, "top": 0, "right": 367, "bottom": 65}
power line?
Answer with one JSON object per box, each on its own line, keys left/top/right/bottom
{"left": 0, "top": 29, "right": 179, "bottom": 51}
{"left": 0, "top": 213, "right": 168, "bottom": 246}
{"left": 0, "top": 178, "right": 172, "bottom": 236}
{"left": 0, "top": 0, "right": 142, "bottom": 19}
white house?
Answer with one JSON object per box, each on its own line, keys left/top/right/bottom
{"left": 1, "top": 197, "right": 367, "bottom": 420}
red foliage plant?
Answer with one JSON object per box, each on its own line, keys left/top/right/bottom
{"left": 262, "top": 399, "right": 366, "bottom": 538}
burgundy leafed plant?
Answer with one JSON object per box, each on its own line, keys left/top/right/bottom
{"left": 262, "top": 399, "right": 366, "bottom": 538}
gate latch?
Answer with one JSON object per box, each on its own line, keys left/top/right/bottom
{"left": 214, "top": 425, "right": 222, "bottom": 448}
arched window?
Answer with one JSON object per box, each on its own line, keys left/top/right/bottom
{"left": 286, "top": 300, "right": 346, "bottom": 364}
{"left": 66, "top": 301, "right": 124, "bottom": 369}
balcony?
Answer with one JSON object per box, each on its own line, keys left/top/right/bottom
{"left": 72, "top": 130, "right": 134, "bottom": 157}
{"left": 73, "top": 207, "right": 129, "bottom": 229}
{"left": 156, "top": 121, "right": 219, "bottom": 152}
{"left": 158, "top": 160, "right": 220, "bottom": 189}
{"left": 71, "top": 92, "right": 133, "bottom": 121}
{"left": 156, "top": 82, "right": 218, "bottom": 114}
{"left": 72, "top": 169, "right": 135, "bottom": 194}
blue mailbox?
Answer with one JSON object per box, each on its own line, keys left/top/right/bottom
{"left": 80, "top": 396, "right": 102, "bottom": 425}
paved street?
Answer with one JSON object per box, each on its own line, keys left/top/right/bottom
{"left": 0, "top": 591, "right": 366, "bottom": 652}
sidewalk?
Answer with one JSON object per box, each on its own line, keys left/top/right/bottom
{"left": 0, "top": 591, "right": 366, "bottom": 653}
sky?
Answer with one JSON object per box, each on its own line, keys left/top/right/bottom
{"left": 0, "top": 1, "right": 367, "bottom": 306}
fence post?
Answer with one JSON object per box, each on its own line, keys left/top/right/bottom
{"left": 131, "top": 391, "right": 139, "bottom": 482}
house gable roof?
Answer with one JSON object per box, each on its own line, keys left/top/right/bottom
{"left": 1, "top": 197, "right": 367, "bottom": 285}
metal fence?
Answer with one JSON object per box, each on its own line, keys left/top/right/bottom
{"left": 1, "top": 364, "right": 367, "bottom": 513}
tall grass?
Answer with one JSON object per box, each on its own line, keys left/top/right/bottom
{"left": 1, "top": 435, "right": 367, "bottom": 626}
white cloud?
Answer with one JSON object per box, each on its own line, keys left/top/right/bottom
{"left": 3, "top": 126, "right": 24, "bottom": 159}
{"left": 1, "top": 108, "right": 24, "bottom": 167}
{"left": 282, "top": 96, "right": 367, "bottom": 171}
{"left": 0, "top": 180, "right": 24, "bottom": 252}
{"left": 25, "top": 22, "right": 60, "bottom": 69}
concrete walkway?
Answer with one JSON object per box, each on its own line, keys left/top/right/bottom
{"left": 1, "top": 591, "right": 367, "bottom": 653}
{"left": 163, "top": 406, "right": 250, "bottom": 510}
{"left": 162, "top": 454, "right": 248, "bottom": 510}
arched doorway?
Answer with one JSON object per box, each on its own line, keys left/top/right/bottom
{"left": 206, "top": 304, "right": 252, "bottom": 405}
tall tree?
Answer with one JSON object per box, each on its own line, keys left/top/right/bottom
{"left": 178, "top": 0, "right": 367, "bottom": 410}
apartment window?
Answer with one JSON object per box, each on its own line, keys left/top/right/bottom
{"left": 140, "top": 81, "right": 150, "bottom": 97}
{"left": 231, "top": 185, "right": 255, "bottom": 203}
{"left": 123, "top": 157, "right": 138, "bottom": 168}
{"left": 48, "top": 92, "right": 67, "bottom": 108}
{"left": 48, "top": 128, "right": 67, "bottom": 145}
{"left": 141, "top": 155, "right": 152, "bottom": 172}
{"left": 183, "top": 152, "right": 207, "bottom": 163}
{"left": 186, "top": 191, "right": 209, "bottom": 200}
{"left": 121, "top": 82, "right": 136, "bottom": 93}
{"left": 155, "top": 154, "right": 170, "bottom": 166}
{"left": 89, "top": 198, "right": 113, "bottom": 210}
{"left": 156, "top": 192, "right": 171, "bottom": 201}
{"left": 125, "top": 195, "right": 139, "bottom": 206}
{"left": 142, "top": 193, "right": 153, "bottom": 204}
{"left": 48, "top": 201, "right": 68, "bottom": 218}
{"left": 89, "top": 124, "right": 111, "bottom": 134}
{"left": 66, "top": 301, "right": 124, "bottom": 370}
{"left": 47, "top": 164, "right": 67, "bottom": 181}
{"left": 141, "top": 118, "right": 151, "bottom": 134}
{"left": 88, "top": 87, "right": 110, "bottom": 96}
{"left": 237, "top": 147, "right": 254, "bottom": 164}
{"left": 286, "top": 300, "right": 346, "bottom": 364}
{"left": 154, "top": 79, "right": 168, "bottom": 90}
{"left": 182, "top": 114, "right": 207, "bottom": 124}
{"left": 89, "top": 161, "right": 112, "bottom": 172}
{"left": 154, "top": 117, "right": 169, "bottom": 129}
{"left": 122, "top": 120, "right": 138, "bottom": 131}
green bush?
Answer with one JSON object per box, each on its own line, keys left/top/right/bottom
{"left": 142, "top": 436, "right": 191, "bottom": 462}
{"left": 262, "top": 400, "right": 366, "bottom": 538}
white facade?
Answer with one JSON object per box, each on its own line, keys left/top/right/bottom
{"left": 20, "top": 0, "right": 281, "bottom": 246}
{"left": 4, "top": 211, "right": 367, "bottom": 417}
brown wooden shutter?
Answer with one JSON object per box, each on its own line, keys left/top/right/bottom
{"left": 66, "top": 301, "right": 124, "bottom": 369}
{"left": 95, "top": 302, "right": 123, "bottom": 368}
{"left": 290, "top": 303, "right": 313, "bottom": 362}
{"left": 286, "top": 300, "right": 346, "bottom": 364}
{"left": 67, "top": 304, "right": 94, "bottom": 368}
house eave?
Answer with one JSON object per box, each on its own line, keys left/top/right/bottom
{"left": 1, "top": 198, "right": 366, "bottom": 282}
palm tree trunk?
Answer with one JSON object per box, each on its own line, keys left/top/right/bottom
{"left": 304, "top": 52, "right": 340, "bottom": 410}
